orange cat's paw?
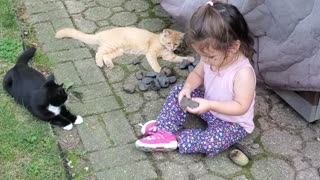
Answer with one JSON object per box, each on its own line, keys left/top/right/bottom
{"left": 96, "top": 59, "right": 104, "bottom": 68}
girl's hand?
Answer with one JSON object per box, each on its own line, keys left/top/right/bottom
{"left": 186, "top": 98, "right": 211, "bottom": 114}
{"left": 178, "top": 86, "right": 192, "bottom": 104}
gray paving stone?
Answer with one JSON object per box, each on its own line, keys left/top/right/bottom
{"left": 102, "top": 110, "right": 136, "bottom": 145}
{"left": 54, "top": 62, "right": 82, "bottom": 85}
{"left": 28, "top": 9, "right": 69, "bottom": 24}
{"left": 292, "top": 155, "right": 311, "bottom": 171}
{"left": 232, "top": 175, "right": 249, "bottom": 180}
{"left": 151, "top": 0, "right": 161, "bottom": 4}
{"left": 71, "top": 82, "right": 113, "bottom": 101}
{"left": 205, "top": 153, "right": 242, "bottom": 176}
{"left": 112, "top": 7, "right": 123, "bottom": 13}
{"left": 77, "top": 115, "right": 112, "bottom": 151}
{"left": 124, "top": 0, "right": 150, "bottom": 12}
{"left": 97, "top": 0, "right": 125, "bottom": 7}
{"left": 24, "top": 0, "right": 56, "bottom": 6}
{"left": 296, "top": 168, "right": 319, "bottom": 180}
{"left": 95, "top": 160, "right": 158, "bottom": 180}
{"left": 64, "top": 1, "right": 86, "bottom": 14}
{"left": 127, "top": 113, "right": 144, "bottom": 125}
{"left": 269, "top": 103, "right": 307, "bottom": 130}
{"left": 25, "top": 1, "right": 64, "bottom": 14}
{"left": 168, "top": 153, "right": 202, "bottom": 164}
{"left": 116, "top": 91, "right": 143, "bottom": 113}
{"left": 96, "top": 20, "right": 110, "bottom": 27}
{"left": 68, "top": 96, "right": 120, "bottom": 116}
{"left": 143, "top": 91, "right": 160, "bottom": 101}
{"left": 47, "top": 48, "right": 92, "bottom": 63}
{"left": 303, "top": 141, "right": 320, "bottom": 167}
{"left": 103, "top": 66, "right": 125, "bottom": 83}
{"left": 157, "top": 161, "right": 189, "bottom": 180}
{"left": 198, "top": 174, "right": 225, "bottom": 180}
{"left": 251, "top": 158, "right": 295, "bottom": 180}
{"left": 138, "top": 18, "right": 166, "bottom": 32}
{"left": 42, "top": 39, "right": 85, "bottom": 52}
{"left": 84, "top": 7, "right": 112, "bottom": 21}
{"left": 88, "top": 144, "right": 147, "bottom": 171}
{"left": 74, "top": 59, "right": 105, "bottom": 84}
{"left": 72, "top": 14, "right": 97, "bottom": 33}
{"left": 187, "top": 162, "right": 209, "bottom": 178}
{"left": 152, "top": 5, "right": 171, "bottom": 18}
{"left": 52, "top": 18, "right": 74, "bottom": 31}
{"left": 255, "top": 95, "right": 269, "bottom": 117}
{"left": 114, "top": 54, "right": 138, "bottom": 65}
{"left": 261, "top": 129, "right": 302, "bottom": 156}
{"left": 142, "top": 100, "right": 165, "bottom": 120}
{"left": 257, "top": 116, "right": 278, "bottom": 131}
{"left": 33, "top": 22, "right": 56, "bottom": 43}
{"left": 110, "top": 12, "right": 138, "bottom": 26}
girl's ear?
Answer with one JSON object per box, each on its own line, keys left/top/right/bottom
{"left": 43, "top": 74, "right": 55, "bottom": 87}
{"left": 229, "top": 40, "right": 241, "bottom": 54}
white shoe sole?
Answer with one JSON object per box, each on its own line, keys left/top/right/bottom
{"left": 135, "top": 140, "right": 177, "bottom": 152}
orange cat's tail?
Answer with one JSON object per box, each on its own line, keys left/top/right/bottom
{"left": 55, "top": 28, "right": 98, "bottom": 45}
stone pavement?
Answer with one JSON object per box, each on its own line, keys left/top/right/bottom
{"left": 22, "top": 0, "right": 320, "bottom": 179}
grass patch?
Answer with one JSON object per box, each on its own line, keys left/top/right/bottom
{"left": 0, "top": 0, "right": 65, "bottom": 179}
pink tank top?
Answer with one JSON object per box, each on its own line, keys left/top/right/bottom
{"left": 204, "top": 58, "right": 255, "bottom": 133}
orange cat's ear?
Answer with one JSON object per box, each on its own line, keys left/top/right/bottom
{"left": 162, "top": 29, "right": 171, "bottom": 37}
{"left": 179, "top": 33, "right": 185, "bottom": 40}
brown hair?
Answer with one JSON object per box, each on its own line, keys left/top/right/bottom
{"left": 186, "top": 1, "right": 255, "bottom": 62}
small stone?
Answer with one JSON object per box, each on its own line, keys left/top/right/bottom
{"left": 135, "top": 71, "right": 144, "bottom": 80}
{"left": 156, "top": 73, "right": 169, "bottom": 88}
{"left": 144, "top": 72, "right": 158, "bottom": 77}
{"left": 142, "top": 77, "right": 154, "bottom": 85}
{"left": 179, "top": 59, "right": 191, "bottom": 69}
{"left": 132, "top": 57, "right": 141, "bottom": 65}
{"left": 84, "top": 167, "right": 89, "bottom": 171}
{"left": 251, "top": 143, "right": 260, "bottom": 149}
{"left": 188, "top": 65, "right": 194, "bottom": 72}
{"left": 123, "top": 83, "right": 136, "bottom": 94}
{"left": 150, "top": 79, "right": 161, "bottom": 91}
{"left": 168, "top": 76, "right": 177, "bottom": 84}
{"left": 180, "top": 97, "right": 199, "bottom": 109}
{"left": 160, "top": 66, "right": 174, "bottom": 76}
{"left": 138, "top": 81, "right": 150, "bottom": 91}
{"left": 316, "top": 137, "right": 320, "bottom": 142}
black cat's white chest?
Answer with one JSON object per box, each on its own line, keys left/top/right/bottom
{"left": 47, "top": 104, "right": 61, "bottom": 115}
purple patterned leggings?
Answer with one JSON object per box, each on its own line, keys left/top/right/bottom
{"left": 157, "top": 85, "right": 248, "bottom": 156}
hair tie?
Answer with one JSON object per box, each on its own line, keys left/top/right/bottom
{"left": 207, "top": 1, "right": 214, "bottom": 6}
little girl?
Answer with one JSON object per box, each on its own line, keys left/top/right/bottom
{"left": 135, "top": 1, "right": 256, "bottom": 156}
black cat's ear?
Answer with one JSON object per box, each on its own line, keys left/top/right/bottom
{"left": 43, "top": 74, "right": 55, "bottom": 87}
{"left": 59, "top": 83, "right": 64, "bottom": 87}
{"left": 47, "top": 74, "right": 55, "bottom": 82}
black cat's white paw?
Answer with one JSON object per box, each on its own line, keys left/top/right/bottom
{"left": 74, "top": 115, "right": 83, "bottom": 125}
{"left": 63, "top": 123, "right": 73, "bottom": 130}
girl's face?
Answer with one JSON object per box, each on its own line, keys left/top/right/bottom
{"left": 192, "top": 39, "right": 240, "bottom": 68}
{"left": 192, "top": 42, "right": 227, "bottom": 67}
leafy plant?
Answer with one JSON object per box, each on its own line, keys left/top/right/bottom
{"left": 0, "top": 38, "right": 22, "bottom": 63}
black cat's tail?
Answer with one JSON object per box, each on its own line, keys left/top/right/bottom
{"left": 16, "top": 47, "right": 36, "bottom": 65}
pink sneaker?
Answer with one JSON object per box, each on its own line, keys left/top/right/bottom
{"left": 140, "top": 120, "right": 157, "bottom": 135}
{"left": 135, "top": 130, "right": 178, "bottom": 152}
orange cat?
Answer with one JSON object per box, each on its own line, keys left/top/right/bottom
{"left": 55, "top": 27, "right": 194, "bottom": 72}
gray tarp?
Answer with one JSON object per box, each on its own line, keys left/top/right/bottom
{"left": 161, "top": 0, "right": 320, "bottom": 91}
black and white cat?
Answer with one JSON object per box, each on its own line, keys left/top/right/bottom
{"left": 2, "top": 47, "right": 83, "bottom": 130}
